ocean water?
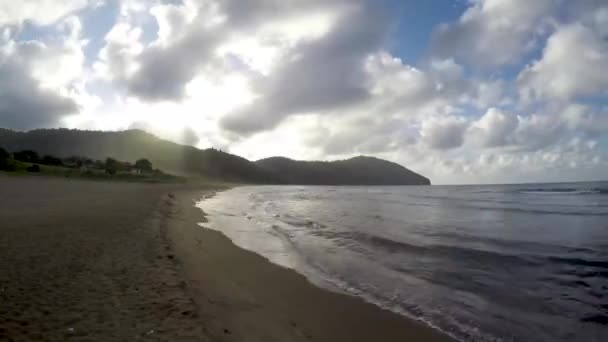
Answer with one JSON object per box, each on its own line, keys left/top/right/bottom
{"left": 197, "top": 182, "right": 608, "bottom": 341}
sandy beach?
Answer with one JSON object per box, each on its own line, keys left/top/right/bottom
{"left": 0, "top": 176, "right": 451, "bottom": 341}
{"left": 0, "top": 176, "right": 211, "bottom": 341}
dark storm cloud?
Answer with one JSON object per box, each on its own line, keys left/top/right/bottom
{"left": 220, "top": 4, "right": 394, "bottom": 134}
{"left": 0, "top": 60, "right": 77, "bottom": 130}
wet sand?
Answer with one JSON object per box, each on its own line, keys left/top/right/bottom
{"left": 168, "top": 189, "right": 452, "bottom": 342}
{"left": 0, "top": 176, "right": 452, "bottom": 341}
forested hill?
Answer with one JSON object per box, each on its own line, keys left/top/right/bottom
{"left": 0, "top": 128, "right": 430, "bottom": 185}
{"left": 255, "top": 156, "right": 431, "bottom": 185}
{"left": 0, "top": 128, "right": 273, "bottom": 183}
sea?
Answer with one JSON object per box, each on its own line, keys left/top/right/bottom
{"left": 197, "top": 182, "right": 608, "bottom": 342}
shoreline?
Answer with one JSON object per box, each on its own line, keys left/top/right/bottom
{"left": 167, "top": 189, "right": 454, "bottom": 342}
{"left": 0, "top": 176, "right": 453, "bottom": 341}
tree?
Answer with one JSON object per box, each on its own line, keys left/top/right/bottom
{"left": 13, "top": 150, "right": 39, "bottom": 163}
{"left": 105, "top": 158, "right": 118, "bottom": 175}
{"left": 93, "top": 160, "right": 105, "bottom": 169}
{"left": 0, "top": 147, "right": 9, "bottom": 170}
{"left": 26, "top": 164, "right": 41, "bottom": 173}
{"left": 134, "top": 158, "right": 153, "bottom": 173}
{"left": 41, "top": 155, "right": 63, "bottom": 166}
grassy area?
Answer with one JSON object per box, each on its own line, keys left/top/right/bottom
{"left": 1, "top": 161, "right": 186, "bottom": 184}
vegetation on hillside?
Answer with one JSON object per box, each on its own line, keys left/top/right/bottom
{"left": 255, "top": 156, "right": 431, "bottom": 185}
{"left": 0, "top": 147, "right": 12, "bottom": 171}
{"left": 0, "top": 145, "right": 179, "bottom": 183}
{"left": 0, "top": 128, "right": 431, "bottom": 185}
{"left": 0, "top": 129, "right": 274, "bottom": 183}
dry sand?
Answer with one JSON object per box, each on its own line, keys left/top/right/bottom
{"left": 0, "top": 176, "right": 452, "bottom": 341}
{"left": 0, "top": 176, "right": 210, "bottom": 341}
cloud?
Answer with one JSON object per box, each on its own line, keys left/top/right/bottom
{"left": 0, "top": 0, "right": 91, "bottom": 26}
{"left": 470, "top": 108, "right": 519, "bottom": 147}
{"left": 120, "top": 0, "right": 236, "bottom": 101}
{"left": 237, "top": 52, "right": 472, "bottom": 158}
{"left": 365, "top": 53, "right": 436, "bottom": 109}
{"left": 518, "top": 23, "right": 608, "bottom": 102}
{"left": 512, "top": 113, "right": 564, "bottom": 151}
{"left": 471, "top": 79, "right": 509, "bottom": 109}
{"left": 561, "top": 104, "right": 608, "bottom": 136}
{"left": 2, "top": 0, "right": 605, "bottom": 184}
{"left": 217, "top": 0, "right": 339, "bottom": 29}
{"left": 0, "top": 59, "right": 77, "bottom": 130}
{"left": 317, "top": 116, "right": 415, "bottom": 156}
{"left": 81, "top": 0, "right": 608, "bottom": 186}
{"left": 220, "top": 3, "right": 393, "bottom": 134}
{"left": 127, "top": 24, "right": 224, "bottom": 101}
{"left": 97, "top": 0, "right": 353, "bottom": 104}
{"left": 421, "top": 116, "right": 469, "bottom": 150}
{"left": 0, "top": 19, "right": 83, "bottom": 130}
{"left": 94, "top": 20, "right": 144, "bottom": 83}
{"left": 432, "top": 0, "right": 556, "bottom": 67}
{"left": 465, "top": 104, "right": 608, "bottom": 153}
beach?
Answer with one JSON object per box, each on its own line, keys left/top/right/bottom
{"left": 200, "top": 185, "right": 608, "bottom": 341}
{"left": 0, "top": 176, "right": 210, "bottom": 341}
{"left": 0, "top": 176, "right": 450, "bottom": 341}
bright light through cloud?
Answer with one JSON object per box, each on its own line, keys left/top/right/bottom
{"left": 186, "top": 73, "right": 257, "bottom": 121}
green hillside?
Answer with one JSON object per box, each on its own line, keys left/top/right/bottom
{"left": 0, "top": 128, "right": 431, "bottom": 185}
{"left": 255, "top": 156, "right": 430, "bottom": 185}
{"left": 0, "top": 129, "right": 274, "bottom": 183}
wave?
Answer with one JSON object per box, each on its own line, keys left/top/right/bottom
{"left": 549, "top": 256, "right": 608, "bottom": 269}
{"left": 305, "top": 229, "right": 544, "bottom": 269}
{"left": 581, "top": 314, "right": 608, "bottom": 326}
{"left": 518, "top": 187, "right": 608, "bottom": 195}
{"left": 422, "top": 231, "right": 600, "bottom": 256}
{"left": 459, "top": 204, "right": 608, "bottom": 216}
{"left": 305, "top": 228, "right": 608, "bottom": 282}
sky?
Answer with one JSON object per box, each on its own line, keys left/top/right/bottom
{"left": 0, "top": 0, "right": 607, "bottom": 184}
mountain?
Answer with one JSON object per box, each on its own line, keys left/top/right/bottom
{"left": 0, "top": 128, "right": 431, "bottom": 185}
{"left": 255, "top": 156, "right": 430, "bottom": 185}
{"left": 0, "top": 128, "right": 274, "bottom": 183}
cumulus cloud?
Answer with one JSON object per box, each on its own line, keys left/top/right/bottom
{"left": 94, "top": 20, "right": 144, "bottom": 83}
{"left": 99, "top": 0, "right": 355, "bottom": 103}
{"left": 470, "top": 108, "right": 518, "bottom": 147}
{"left": 316, "top": 116, "right": 416, "bottom": 156}
{"left": 512, "top": 113, "right": 564, "bottom": 151}
{"left": 121, "top": 0, "right": 235, "bottom": 101}
{"left": 127, "top": 24, "right": 224, "bottom": 101}
{"left": 421, "top": 116, "right": 469, "bottom": 150}
{"left": 432, "top": 0, "right": 557, "bottom": 67}
{"left": 0, "top": 59, "right": 77, "bottom": 130}
{"left": 518, "top": 23, "right": 608, "bottom": 101}
{"left": 0, "top": 17, "right": 84, "bottom": 130}
{"left": 0, "top": 0, "right": 91, "bottom": 26}
{"left": 1, "top": 0, "right": 607, "bottom": 184}
{"left": 561, "top": 104, "right": 608, "bottom": 136}
{"left": 220, "top": 3, "right": 392, "bottom": 134}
